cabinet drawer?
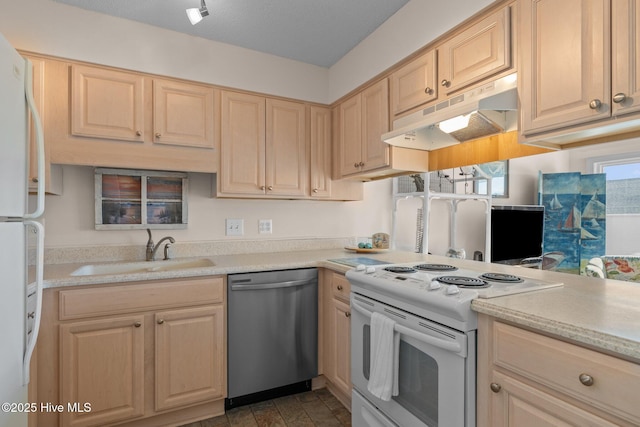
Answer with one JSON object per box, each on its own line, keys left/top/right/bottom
{"left": 493, "top": 322, "right": 640, "bottom": 424}
{"left": 331, "top": 272, "right": 351, "bottom": 301}
{"left": 59, "top": 277, "right": 224, "bottom": 320}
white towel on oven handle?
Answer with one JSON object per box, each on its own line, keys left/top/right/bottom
{"left": 367, "top": 311, "right": 400, "bottom": 401}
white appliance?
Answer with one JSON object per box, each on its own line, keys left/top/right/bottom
{"left": 347, "top": 262, "right": 563, "bottom": 427}
{"left": 0, "top": 32, "right": 45, "bottom": 427}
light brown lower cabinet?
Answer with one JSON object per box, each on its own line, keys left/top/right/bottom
{"left": 37, "top": 277, "right": 226, "bottom": 427}
{"left": 321, "top": 270, "right": 352, "bottom": 408}
{"left": 477, "top": 314, "right": 640, "bottom": 427}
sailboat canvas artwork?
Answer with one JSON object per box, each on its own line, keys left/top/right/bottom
{"left": 539, "top": 172, "right": 606, "bottom": 274}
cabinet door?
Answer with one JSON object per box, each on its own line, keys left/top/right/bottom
{"left": 488, "top": 372, "right": 619, "bottom": 427}
{"left": 519, "top": 0, "right": 610, "bottom": 135}
{"left": 71, "top": 65, "right": 145, "bottom": 142}
{"left": 153, "top": 78, "right": 215, "bottom": 149}
{"left": 328, "top": 297, "right": 351, "bottom": 397}
{"left": 60, "top": 315, "right": 145, "bottom": 427}
{"left": 337, "top": 94, "right": 362, "bottom": 177}
{"left": 390, "top": 49, "right": 438, "bottom": 116}
{"left": 155, "top": 306, "right": 225, "bottom": 411}
{"left": 310, "top": 106, "right": 332, "bottom": 198}
{"left": 361, "top": 79, "right": 390, "bottom": 172}
{"left": 25, "top": 56, "right": 63, "bottom": 195}
{"left": 612, "top": 0, "right": 640, "bottom": 116}
{"left": 439, "top": 7, "right": 512, "bottom": 96}
{"left": 220, "top": 91, "right": 266, "bottom": 195}
{"left": 266, "top": 98, "right": 308, "bottom": 197}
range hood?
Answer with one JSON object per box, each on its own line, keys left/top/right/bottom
{"left": 383, "top": 73, "right": 518, "bottom": 151}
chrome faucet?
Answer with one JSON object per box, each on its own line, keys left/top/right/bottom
{"left": 146, "top": 229, "right": 175, "bottom": 261}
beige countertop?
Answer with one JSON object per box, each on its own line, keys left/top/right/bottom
{"left": 42, "top": 248, "right": 640, "bottom": 362}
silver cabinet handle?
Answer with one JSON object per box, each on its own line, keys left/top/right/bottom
{"left": 579, "top": 373, "right": 594, "bottom": 386}
{"left": 424, "top": 87, "right": 433, "bottom": 95}
{"left": 157, "top": 319, "right": 164, "bottom": 325}
{"left": 134, "top": 321, "right": 142, "bottom": 328}
{"left": 613, "top": 93, "right": 627, "bottom": 103}
{"left": 441, "top": 79, "right": 450, "bottom": 87}
{"left": 490, "top": 383, "right": 502, "bottom": 393}
{"left": 589, "top": 99, "right": 602, "bottom": 110}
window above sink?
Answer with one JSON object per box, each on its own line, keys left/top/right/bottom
{"left": 94, "top": 168, "right": 188, "bottom": 230}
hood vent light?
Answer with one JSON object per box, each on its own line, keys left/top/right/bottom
{"left": 383, "top": 73, "right": 518, "bottom": 151}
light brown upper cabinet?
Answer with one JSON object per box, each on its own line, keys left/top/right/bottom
{"left": 612, "top": 0, "right": 640, "bottom": 118}
{"left": 71, "top": 67, "right": 215, "bottom": 149}
{"left": 47, "top": 60, "right": 218, "bottom": 173}
{"left": 337, "top": 79, "right": 390, "bottom": 177}
{"left": 438, "top": 6, "right": 512, "bottom": 98}
{"left": 22, "top": 54, "right": 62, "bottom": 195}
{"left": 389, "top": 5, "right": 513, "bottom": 119}
{"left": 219, "top": 91, "right": 307, "bottom": 198}
{"left": 309, "top": 106, "right": 332, "bottom": 198}
{"left": 519, "top": 0, "right": 640, "bottom": 146}
{"left": 152, "top": 78, "right": 215, "bottom": 149}
{"left": 389, "top": 49, "right": 438, "bottom": 116}
{"left": 71, "top": 65, "right": 146, "bottom": 142}
{"left": 336, "top": 79, "right": 430, "bottom": 180}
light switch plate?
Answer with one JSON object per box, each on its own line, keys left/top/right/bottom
{"left": 226, "top": 218, "right": 244, "bottom": 236}
{"left": 259, "top": 219, "right": 272, "bottom": 234}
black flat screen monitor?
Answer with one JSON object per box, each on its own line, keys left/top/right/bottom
{"left": 491, "top": 205, "right": 545, "bottom": 265}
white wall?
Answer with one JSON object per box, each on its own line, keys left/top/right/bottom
{"left": 39, "top": 166, "right": 392, "bottom": 247}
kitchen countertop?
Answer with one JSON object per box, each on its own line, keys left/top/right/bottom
{"left": 42, "top": 249, "right": 640, "bottom": 362}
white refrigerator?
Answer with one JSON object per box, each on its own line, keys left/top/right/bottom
{"left": 0, "top": 32, "right": 45, "bottom": 427}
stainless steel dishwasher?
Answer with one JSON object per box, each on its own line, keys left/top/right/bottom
{"left": 226, "top": 268, "right": 318, "bottom": 408}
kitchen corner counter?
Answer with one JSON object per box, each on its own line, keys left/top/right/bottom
{"left": 41, "top": 248, "right": 428, "bottom": 288}
{"left": 471, "top": 267, "right": 640, "bottom": 363}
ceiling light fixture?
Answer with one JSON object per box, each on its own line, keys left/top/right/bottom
{"left": 186, "top": 0, "right": 209, "bottom": 25}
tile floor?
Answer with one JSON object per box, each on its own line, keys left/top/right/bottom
{"left": 180, "top": 389, "right": 351, "bottom": 427}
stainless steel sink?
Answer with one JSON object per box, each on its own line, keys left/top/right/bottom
{"left": 70, "top": 258, "right": 215, "bottom": 276}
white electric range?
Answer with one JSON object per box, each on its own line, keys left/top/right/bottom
{"left": 346, "top": 261, "right": 563, "bottom": 427}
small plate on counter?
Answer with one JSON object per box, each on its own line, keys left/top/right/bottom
{"left": 344, "top": 247, "right": 389, "bottom": 254}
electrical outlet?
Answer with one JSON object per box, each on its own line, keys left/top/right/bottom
{"left": 259, "top": 219, "right": 272, "bottom": 234}
{"left": 225, "top": 218, "right": 244, "bottom": 236}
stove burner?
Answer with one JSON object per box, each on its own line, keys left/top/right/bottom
{"left": 384, "top": 266, "right": 417, "bottom": 274}
{"left": 479, "top": 272, "right": 524, "bottom": 283}
{"left": 436, "top": 275, "right": 490, "bottom": 288}
{"left": 414, "top": 263, "right": 458, "bottom": 272}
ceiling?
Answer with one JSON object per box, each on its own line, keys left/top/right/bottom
{"left": 51, "top": 0, "right": 410, "bottom": 68}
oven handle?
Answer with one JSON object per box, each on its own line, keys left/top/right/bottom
{"left": 351, "top": 300, "right": 462, "bottom": 354}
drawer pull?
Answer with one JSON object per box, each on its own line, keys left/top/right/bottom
{"left": 337, "top": 285, "right": 343, "bottom": 291}
{"left": 579, "top": 373, "right": 594, "bottom": 386}
{"left": 345, "top": 312, "right": 351, "bottom": 318}
{"left": 134, "top": 322, "right": 142, "bottom": 328}
{"left": 157, "top": 319, "right": 165, "bottom": 325}
{"left": 490, "top": 383, "right": 502, "bottom": 393}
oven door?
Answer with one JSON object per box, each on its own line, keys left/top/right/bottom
{"left": 351, "top": 293, "right": 475, "bottom": 427}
